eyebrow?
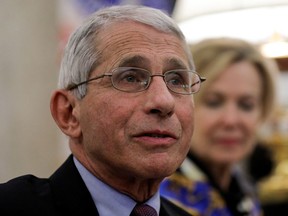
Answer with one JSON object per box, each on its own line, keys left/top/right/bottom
{"left": 118, "top": 55, "right": 150, "bottom": 68}
{"left": 165, "top": 58, "right": 187, "bottom": 70}
{"left": 118, "top": 55, "right": 188, "bottom": 71}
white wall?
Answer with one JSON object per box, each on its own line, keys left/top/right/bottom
{"left": 277, "top": 72, "right": 288, "bottom": 107}
{"left": 0, "top": 0, "right": 68, "bottom": 182}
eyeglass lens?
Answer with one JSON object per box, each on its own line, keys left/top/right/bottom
{"left": 111, "top": 67, "right": 201, "bottom": 94}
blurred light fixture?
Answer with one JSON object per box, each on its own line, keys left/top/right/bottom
{"left": 260, "top": 32, "right": 288, "bottom": 58}
{"left": 173, "top": 1, "right": 288, "bottom": 58}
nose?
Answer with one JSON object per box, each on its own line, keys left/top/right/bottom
{"left": 221, "top": 104, "right": 241, "bottom": 127}
{"left": 144, "top": 76, "right": 175, "bottom": 117}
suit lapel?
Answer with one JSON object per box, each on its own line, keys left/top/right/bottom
{"left": 49, "top": 155, "right": 99, "bottom": 215}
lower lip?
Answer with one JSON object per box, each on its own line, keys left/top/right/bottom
{"left": 133, "top": 136, "right": 175, "bottom": 146}
{"left": 216, "top": 139, "right": 239, "bottom": 146}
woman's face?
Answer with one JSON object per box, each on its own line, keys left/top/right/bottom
{"left": 191, "top": 60, "right": 263, "bottom": 166}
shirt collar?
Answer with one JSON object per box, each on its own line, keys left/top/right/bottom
{"left": 73, "top": 156, "right": 160, "bottom": 216}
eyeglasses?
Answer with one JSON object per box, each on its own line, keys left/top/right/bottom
{"left": 67, "top": 67, "right": 206, "bottom": 95}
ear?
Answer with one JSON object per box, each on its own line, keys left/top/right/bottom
{"left": 50, "top": 90, "right": 82, "bottom": 138}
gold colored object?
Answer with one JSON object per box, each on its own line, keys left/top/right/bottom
{"left": 258, "top": 107, "right": 288, "bottom": 204}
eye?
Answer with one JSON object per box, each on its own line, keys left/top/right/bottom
{"left": 204, "top": 98, "right": 223, "bottom": 108}
{"left": 165, "top": 71, "right": 186, "bottom": 87}
{"left": 114, "top": 68, "right": 145, "bottom": 83}
{"left": 112, "top": 68, "right": 150, "bottom": 91}
{"left": 119, "top": 71, "right": 139, "bottom": 83}
{"left": 202, "top": 93, "right": 224, "bottom": 108}
{"left": 238, "top": 101, "right": 255, "bottom": 111}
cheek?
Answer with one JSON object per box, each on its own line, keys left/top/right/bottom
{"left": 191, "top": 118, "right": 209, "bottom": 149}
{"left": 191, "top": 108, "right": 222, "bottom": 153}
{"left": 240, "top": 109, "right": 262, "bottom": 144}
{"left": 80, "top": 97, "right": 127, "bottom": 147}
{"left": 245, "top": 115, "right": 261, "bottom": 132}
{"left": 179, "top": 99, "right": 195, "bottom": 136}
{"left": 243, "top": 117, "right": 260, "bottom": 147}
{"left": 193, "top": 109, "right": 215, "bottom": 135}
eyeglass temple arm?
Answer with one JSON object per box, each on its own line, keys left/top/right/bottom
{"left": 200, "top": 77, "right": 206, "bottom": 82}
{"left": 190, "top": 76, "right": 206, "bottom": 87}
{"left": 66, "top": 74, "right": 108, "bottom": 90}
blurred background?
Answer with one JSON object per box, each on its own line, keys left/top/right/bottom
{"left": 0, "top": 0, "right": 288, "bottom": 211}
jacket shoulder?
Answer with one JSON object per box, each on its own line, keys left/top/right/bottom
{"left": 0, "top": 174, "right": 54, "bottom": 214}
{"left": 0, "top": 174, "right": 50, "bottom": 194}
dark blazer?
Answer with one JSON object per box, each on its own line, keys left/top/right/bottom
{"left": 0, "top": 155, "right": 192, "bottom": 216}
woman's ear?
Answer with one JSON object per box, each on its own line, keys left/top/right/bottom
{"left": 50, "top": 90, "right": 82, "bottom": 138}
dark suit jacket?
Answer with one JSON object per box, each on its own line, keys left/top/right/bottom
{"left": 0, "top": 155, "right": 192, "bottom": 216}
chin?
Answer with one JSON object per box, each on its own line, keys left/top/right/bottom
{"left": 146, "top": 162, "right": 178, "bottom": 179}
{"left": 214, "top": 154, "right": 243, "bottom": 165}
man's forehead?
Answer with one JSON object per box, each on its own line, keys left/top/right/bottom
{"left": 96, "top": 21, "right": 190, "bottom": 70}
{"left": 98, "top": 20, "right": 177, "bottom": 42}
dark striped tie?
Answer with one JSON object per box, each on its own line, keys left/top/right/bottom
{"left": 130, "top": 203, "right": 158, "bottom": 216}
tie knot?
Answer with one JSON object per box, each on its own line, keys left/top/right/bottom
{"left": 130, "top": 203, "right": 158, "bottom": 216}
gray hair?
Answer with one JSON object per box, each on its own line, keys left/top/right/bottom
{"left": 58, "top": 5, "right": 194, "bottom": 98}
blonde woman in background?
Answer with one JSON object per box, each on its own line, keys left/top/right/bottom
{"left": 160, "top": 38, "right": 277, "bottom": 216}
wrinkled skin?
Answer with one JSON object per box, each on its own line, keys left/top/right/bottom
{"left": 51, "top": 21, "right": 195, "bottom": 201}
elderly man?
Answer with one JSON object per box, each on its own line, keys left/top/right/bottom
{"left": 0, "top": 5, "right": 205, "bottom": 216}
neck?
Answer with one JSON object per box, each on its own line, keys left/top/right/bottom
{"left": 111, "top": 178, "right": 161, "bottom": 202}
{"left": 208, "top": 163, "right": 232, "bottom": 191}
{"left": 89, "top": 161, "right": 162, "bottom": 202}
{"left": 73, "top": 149, "right": 162, "bottom": 202}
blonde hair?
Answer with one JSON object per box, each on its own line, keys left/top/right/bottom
{"left": 191, "top": 37, "right": 277, "bottom": 121}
